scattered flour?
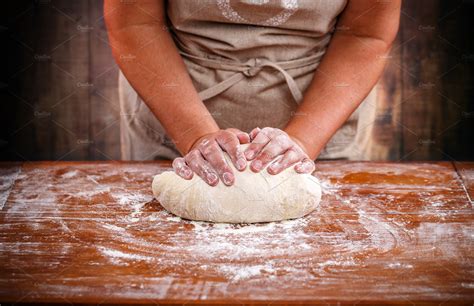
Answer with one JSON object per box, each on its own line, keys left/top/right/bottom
{"left": 97, "top": 246, "right": 154, "bottom": 262}
{"left": 218, "top": 263, "right": 276, "bottom": 281}
{"left": 61, "top": 170, "right": 80, "bottom": 179}
{"left": 0, "top": 166, "right": 21, "bottom": 210}
{"left": 387, "top": 262, "right": 414, "bottom": 269}
{"left": 4, "top": 162, "right": 470, "bottom": 301}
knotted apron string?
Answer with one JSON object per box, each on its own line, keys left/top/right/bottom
{"left": 178, "top": 50, "right": 324, "bottom": 104}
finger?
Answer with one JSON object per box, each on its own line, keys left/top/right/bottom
{"left": 237, "top": 133, "right": 250, "bottom": 144}
{"left": 226, "top": 128, "right": 250, "bottom": 144}
{"left": 267, "top": 148, "right": 301, "bottom": 175}
{"left": 294, "top": 158, "right": 316, "bottom": 174}
{"left": 172, "top": 157, "right": 193, "bottom": 180}
{"left": 250, "top": 134, "right": 292, "bottom": 172}
{"left": 244, "top": 128, "right": 272, "bottom": 160}
{"left": 199, "top": 141, "right": 235, "bottom": 186}
{"left": 184, "top": 150, "right": 219, "bottom": 186}
{"left": 216, "top": 132, "right": 247, "bottom": 171}
{"left": 249, "top": 127, "right": 261, "bottom": 140}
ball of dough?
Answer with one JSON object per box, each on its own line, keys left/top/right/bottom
{"left": 152, "top": 145, "right": 321, "bottom": 223}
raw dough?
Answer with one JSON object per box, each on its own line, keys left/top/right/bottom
{"left": 152, "top": 144, "right": 322, "bottom": 223}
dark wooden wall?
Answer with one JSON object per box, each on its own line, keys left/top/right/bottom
{"left": 2, "top": 0, "right": 120, "bottom": 161}
{"left": 1, "top": 0, "right": 473, "bottom": 161}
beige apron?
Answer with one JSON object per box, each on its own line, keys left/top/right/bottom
{"left": 119, "top": 0, "right": 378, "bottom": 160}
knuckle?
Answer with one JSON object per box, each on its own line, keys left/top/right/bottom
{"left": 198, "top": 166, "right": 212, "bottom": 179}
{"left": 248, "top": 143, "right": 260, "bottom": 151}
{"left": 283, "top": 151, "right": 299, "bottom": 165}
{"left": 290, "top": 146, "right": 304, "bottom": 157}
{"left": 253, "top": 134, "right": 269, "bottom": 145}
{"left": 217, "top": 158, "right": 230, "bottom": 171}
{"left": 185, "top": 150, "right": 199, "bottom": 161}
{"left": 247, "top": 143, "right": 263, "bottom": 155}
{"left": 225, "top": 131, "right": 238, "bottom": 141}
{"left": 189, "top": 160, "right": 201, "bottom": 170}
{"left": 284, "top": 156, "right": 295, "bottom": 166}
{"left": 210, "top": 155, "right": 225, "bottom": 166}
{"left": 200, "top": 147, "right": 212, "bottom": 157}
{"left": 185, "top": 155, "right": 201, "bottom": 169}
{"left": 259, "top": 151, "right": 273, "bottom": 162}
{"left": 200, "top": 143, "right": 218, "bottom": 157}
{"left": 224, "top": 137, "right": 238, "bottom": 149}
{"left": 265, "top": 142, "right": 279, "bottom": 153}
{"left": 225, "top": 141, "right": 239, "bottom": 155}
{"left": 199, "top": 163, "right": 210, "bottom": 173}
{"left": 275, "top": 133, "right": 289, "bottom": 144}
{"left": 261, "top": 127, "right": 273, "bottom": 134}
{"left": 235, "top": 147, "right": 244, "bottom": 158}
{"left": 215, "top": 132, "right": 229, "bottom": 143}
{"left": 202, "top": 167, "right": 218, "bottom": 182}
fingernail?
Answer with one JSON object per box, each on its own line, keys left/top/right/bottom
{"left": 184, "top": 169, "right": 192, "bottom": 177}
{"left": 222, "top": 172, "right": 233, "bottom": 185}
{"left": 269, "top": 162, "right": 279, "bottom": 172}
{"left": 295, "top": 162, "right": 304, "bottom": 170}
{"left": 207, "top": 173, "right": 218, "bottom": 184}
{"left": 236, "top": 158, "right": 246, "bottom": 170}
{"left": 252, "top": 160, "right": 262, "bottom": 171}
{"left": 245, "top": 150, "right": 255, "bottom": 160}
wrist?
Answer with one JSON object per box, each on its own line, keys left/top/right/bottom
{"left": 285, "top": 129, "right": 320, "bottom": 160}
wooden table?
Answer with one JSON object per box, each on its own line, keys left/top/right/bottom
{"left": 0, "top": 161, "right": 473, "bottom": 305}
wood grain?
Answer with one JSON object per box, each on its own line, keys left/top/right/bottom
{"left": 88, "top": 0, "right": 121, "bottom": 161}
{"left": 0, "top": 161, "right": 473, "bottom": 305}
{"left": 2, "top": 0, "right": 121, "bottom": 161}
{"left": 35, "top": 1, "right": 91, "bottom": 160}
{"left": 372, "top": 31, "right": 402, "bottom": 160}
{"left": 455, "top": 162, "right": 474, "bottom": 203}
{"left": 399, "top": 0, "right": 442, "bottom": 160}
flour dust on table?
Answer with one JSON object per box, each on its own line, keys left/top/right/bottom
{"left": 152, "top": 144, "right": 322, "bottom": 223}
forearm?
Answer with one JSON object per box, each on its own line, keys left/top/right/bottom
{"left": 105, "top": 2, "right": 218, "bottom": 155}
{"left": 285, "top": 34, "right": 391, "bottom": 159}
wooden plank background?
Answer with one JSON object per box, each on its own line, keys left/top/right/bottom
{"left": 1, "top": 0, "right": 473, "bottom": 162}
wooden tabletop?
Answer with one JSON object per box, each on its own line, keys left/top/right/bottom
{"left": 0, "top": 161, "right": 473, "bottom": 305}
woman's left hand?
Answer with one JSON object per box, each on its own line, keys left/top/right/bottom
{"left": 244, "top": 127, "right": 315, "bottom": 175}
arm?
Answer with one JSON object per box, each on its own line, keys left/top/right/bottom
{"left": 244, "top": 0, "right": 401, "bottom": 174}
{"left": 104, "top": 0, "right": 218, "bottom": 154}
{"left": 284, "top": 0, "right": 401, "bottom": 159}
{"left": 104, "top": 0, "right": 249, "bottom": 186}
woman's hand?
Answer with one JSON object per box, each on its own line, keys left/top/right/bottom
{"left": 172, "top": 128, "right": 250, "bottom": 186}
{"left": 244, "top": 127, "right": 315, "bottom": 175}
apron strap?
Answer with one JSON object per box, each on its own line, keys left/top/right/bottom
{"left": 178, "top": 50, "right": 324, "bottom": 104}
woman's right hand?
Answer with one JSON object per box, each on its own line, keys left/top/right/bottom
{"left": 172, "top": 128, "right": 250, "bottom": 186}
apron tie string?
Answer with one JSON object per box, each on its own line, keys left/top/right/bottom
{"left": 177, "top": 50, "right": 324, "bottom": 104}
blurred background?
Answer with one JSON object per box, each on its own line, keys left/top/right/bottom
{"left": 1, "top": 0, "right": 473, "bottom": 162}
